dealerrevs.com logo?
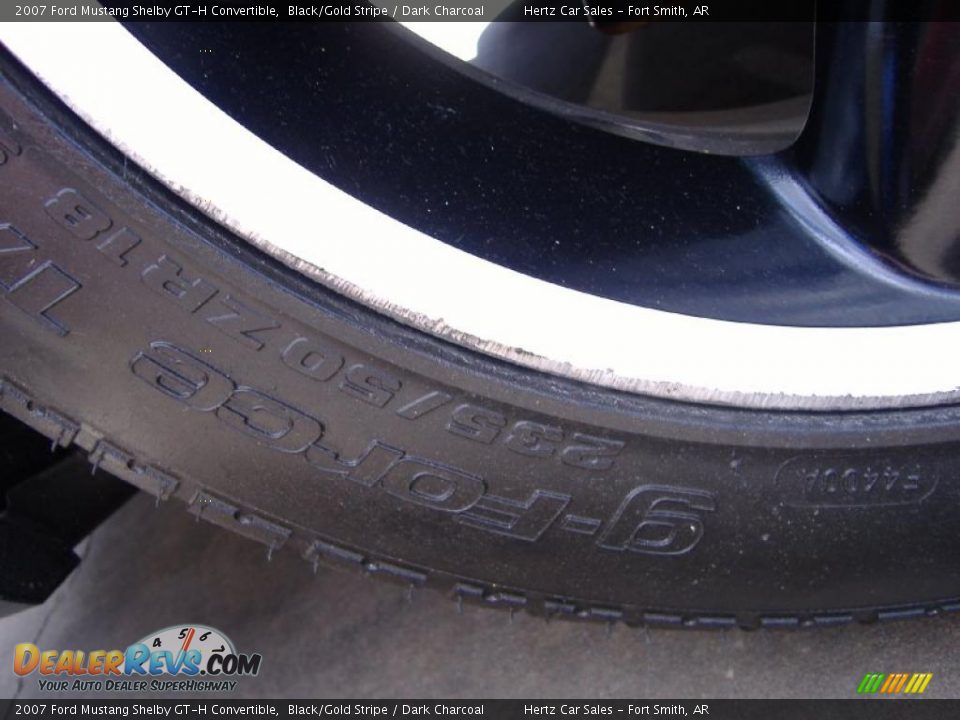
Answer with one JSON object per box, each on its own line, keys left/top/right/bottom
{"left": 13, "top": 624, "right": 262, "bottom": 693}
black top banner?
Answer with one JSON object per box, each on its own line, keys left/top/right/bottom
{"left": 4, "top": 0, "right": 960, "bottom": 22}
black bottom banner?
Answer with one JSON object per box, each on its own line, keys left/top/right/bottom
{"left": 1, "top": 700, "right": 957, "bottom": 720}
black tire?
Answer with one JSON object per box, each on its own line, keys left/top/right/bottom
{"left": 2, "top": 46, "right": 960, "bottom": 631}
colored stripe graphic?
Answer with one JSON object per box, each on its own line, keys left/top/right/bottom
{"left": 893, "top": 674, "right": 909, "bottom": 693}
{"left": 904, "top": 674, "right": 920, "bottom": 694}
{"left": 857, "top": 673, "right": 885, "bottom": 694}
{"left": 857, "top": 672, "right": 932, "bottom": 694}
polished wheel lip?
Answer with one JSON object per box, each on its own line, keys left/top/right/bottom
{"left": 3, "top": 21, "right": 959, "bottom": 411}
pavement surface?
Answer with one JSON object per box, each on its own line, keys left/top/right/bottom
{"left": 2, "top": 492, "right": 959, "bottom": 699}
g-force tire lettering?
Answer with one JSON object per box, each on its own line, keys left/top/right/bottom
{"left": 131, "top": 341, "right": 714, "bottom": 554}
